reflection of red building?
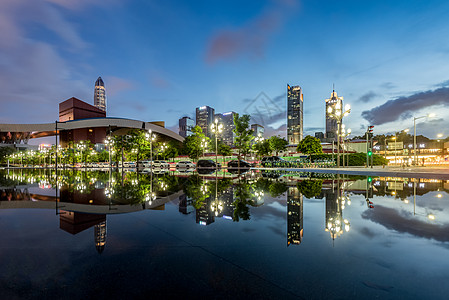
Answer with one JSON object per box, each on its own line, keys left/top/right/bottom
{"left": 59, "top": 97, "right": 107, "bottom": 146}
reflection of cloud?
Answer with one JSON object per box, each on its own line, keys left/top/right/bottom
{"left": 205, "top": 1, "right": 298, "bottom": 64}
{"left": 362, "top": 205, "right": 449, "bottom": 242}
{"left": 358, "top": 226, "right": 377, "bottom": 239}
{"left": 361, "top": 87, "right": 449, "bottom": 125}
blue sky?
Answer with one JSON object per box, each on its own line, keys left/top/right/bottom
{"left": 1, "top": 0, "right": 449, "bottom": 140}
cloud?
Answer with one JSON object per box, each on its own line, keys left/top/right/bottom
{"left": 361, "top": 86, "right": 449, "bottom": 125}
{"left": 205, "top": 2, "right": 297, "bottom": 64}
{"left": 434, "top": 79, "right": 449, "bottom": 88}
{"left": 105, "top": 76, "right": 135, "bottom": 97}
{"left": 150, "top": 74, "right": 171, "bottom": 89}
{"left": 358, "top": 91, "right": 379, "bottom": 103}
{"left": 380, "top": 82, "right": 396, "bottom": 90}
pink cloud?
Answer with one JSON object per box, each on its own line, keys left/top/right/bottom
{"left": 150, "top": 74, "right": 171, "bottom": 89}
{"left": 104, "top": 76, "right": 135, "bottom": 96}
{"left": 205, "top": 1, "right": 299, "bottom": 64}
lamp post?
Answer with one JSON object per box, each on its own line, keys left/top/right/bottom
{"left": 327, "top": 103, "right": 351, "bottom": 167}
{"left": 414, "top": 114, "right": 435, "bottom": 166}
{"left": 76, "top": 141, "right": 87, "bottom": 168}
{"left": 254, "top": 135, "right": 264, "bottom": 166}
{"left": 210, "top": 119, "right": 223, "bottom": 166}
{"left": 437, "top": 133, "right": 444, "bottom": 163}
{"left": 340, "top": 126, "right": 351, "bottom": 167}
{"left": 104, "top": 137, "right": 113, "bottom": 168}
{"left": 201, "top": 138, "right": 208, "bottom": 158}
{"left": 145, "top": 130, "right": 156, "bottom": 169}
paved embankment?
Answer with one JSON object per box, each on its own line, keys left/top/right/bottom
{"left": 255, "top": 166, "right": 449, "bottom": 180}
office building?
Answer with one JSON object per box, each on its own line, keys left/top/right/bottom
{"left": 325, "top": 89, "right": 343, "bottom": 141}
{"left": 251, "top": 124, "right": 264, "bottom": 138}
{"left": 287, "top": 84, "right": 303, "bottom": 145}
{"left": 196, "top": 106, "right": 215, "bottom": 138}
{"left": 214, "top": 112, "right": 236, "bottom": 146}
{"left": 94, "top": 77, "right": 106, "bottom": 112}
{"left": 179, "top": 116, "right": 195, "bottom": 138}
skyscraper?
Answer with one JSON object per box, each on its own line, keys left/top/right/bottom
{"left": 325, "top": 89, "right": 343, "bottom": 141}
{"left": 251, "top": 124, "right": 264, "bottom": 138}
{"left": 287, "top": 84, "right": 303, "bottom": 145}
{"left": 214, "top": 112, "right": 236, "bottom": 146}
{"left": 179, "top": 116, "right": 195, "bottom": 138}
{"left": 196, "top": 106, "right": 215, "bottom": 138}
{"left": 94, "top": 77, "right": 106, "bottom": 112}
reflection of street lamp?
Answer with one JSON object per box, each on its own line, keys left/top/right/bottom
{"left": 210, "top": 119, "right": 223, "bottom": 166}
{"left": 210, "top": 199, "right": 224, "bottom": 216}
{"left": 327, "top": 103, "right": 351, "bottom": 167}
{"left": 414, "top": 114, "right": 435, "bottom": 165}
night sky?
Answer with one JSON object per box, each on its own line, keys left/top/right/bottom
{"left": 1, "top": 0, "right": 449, "bottom": 141}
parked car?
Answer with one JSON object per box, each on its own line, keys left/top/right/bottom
{"left": 197, "top": 159, "right": 221, "bottom": 169}
{"left": 123, "top": 161, "right": 137, "bottom": 168}
{"left": 152, "top": 160, "right": 170, "bottom": 169}
{"left": 227, "top": 160, "right": 252, "bottom": 169}
{"left": 137, "top": 160, "right": 152, "bottom": 168}
{"left": 176, "top": 161, "right": 195, "bottom": 169}
{"left": 261, "top": 156, "right": 286, "bottom": 167}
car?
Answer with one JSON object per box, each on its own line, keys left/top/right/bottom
{"left": 197, "top": 159, "right": 221, "bottom": 169}
{"left": 176, "top": 161, "right": 195, "bottom": 169}
{"left": 123, "top": 161, "right": 137, "bottom": 168}
{"left": 137, "top": 160, "right": 152, "bottom": 168}
{"left": 261, "top": 156, "right": 286, "bottom": 167}
{"left": 152, "top": 160, "right": 170, "bottom": 169}
{"left": 227, "top": 160, "right": 252, "bottom": 169}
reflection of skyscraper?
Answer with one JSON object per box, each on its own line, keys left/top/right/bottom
{"left": 196, "top": 197, "right": 215, "bottom": 225}
{"left": 179, "top": 194, "right": 195, "bottom": 214}
{"left": 287, "top": 84, "right": 303, "bottom": 145}
{"left": 287, "top": 187, "right": 303, "bottom": 246}
{"left": 94, "top": 220, "right": 107, "bottom": 254}
{"left": 325, "top": 89, "right": 343, "bottom": 141}
{"left": 323, "top": 180, "right": 346, "bottom": 240}
{"left": 94, "top": 77, "right": 106, "bottom": 112}
{"left": 196, "top": 106, "right": 215, "bottom": 138}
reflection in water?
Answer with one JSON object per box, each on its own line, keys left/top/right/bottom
{"left": 1, "top": 169, "right": 449, "bottom": 251}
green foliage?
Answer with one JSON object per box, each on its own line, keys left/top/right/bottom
{"left": 268, "top": 136, "right": 288, "bottom": 155}
{"left": 233, "top": 113, "right": 254, "bottom": 158}
{"left": 297, "top": 180, "right": 323, "bottom": 198}
{"left": 297, "top": 135, "right": 323, "bottom": 155}
{"left": 0, "top": 147, "right": 15, "bottom": 163}
{"left": 182, "top": 126, "right": 210, "bottom": 161}
{"left": 255, "top": 178, "right": 288, "bottom": 198}
{"left": 252, "top": 139, "right": 271, "bottom": 157}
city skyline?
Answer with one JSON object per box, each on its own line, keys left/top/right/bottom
{"left": 1, "top": 0, "right": 449, "bottom": 141}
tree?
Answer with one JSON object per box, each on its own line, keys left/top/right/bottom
{"left": 268, "top": 136, "right": 288, "bottom": 156}
{"left": 253, "top": 139, "right": 271, "bottom": 158}
{"left": 182, "top": 126, "right": 210, "bottom": 161}
{"left": 0, "top": 147, "right": 15, "bottom": 164}
{"left": 233, "top": 113, "right": 254, "bottom": 160}
{"left": 297, "top": 135, "right": 323, "bottom": 155}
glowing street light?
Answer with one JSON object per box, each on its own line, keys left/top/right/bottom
{"left": 145, "top": 130, "right": 156, "bottom": 169}
{"left": 210, "top": 119, "right": 223, "bottom": 167}
{"left": 413, "top": 114, "right": 435, "bottom": 165}
{"left": 327, "top": 102, "right": 351, "bottom": 167}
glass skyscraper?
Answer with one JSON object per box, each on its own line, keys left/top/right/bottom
{"left": 196, "top": 106, "right": 215, "bottom": 138}
{"left": 94, "top": 77, "right": 106, "bottom": 112}
{"left": 287, "top": 84, "right": 303, "bottom": 145}
{"left": 179, "top": 116, "right": 195, "bottom": 138}
{"left": 214, "top": 112, "right": 236, "bottom": 146}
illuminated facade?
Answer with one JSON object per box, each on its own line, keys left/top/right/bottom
{"left": 214, "top": 112, "right": 236, "bottom": 146}
{"left": 179, "top": 116, "right": 195, "bottom": 138}
{"left": 287, "top": 187, "right": 303, "bottom": 246}
{"left": 94, "top": 220, "right": 107, "bottom": 254}
{"left": 325, "top": 90, "right": 343, "bottom": 141}
{"left": 94, "top": 77, "right": 106, "bottom": 112}
{"left": 287, "top": 84, "right": 303, "bottom": 144}
{"left": 196, "top": 106, "right": 215, "bottom": 138}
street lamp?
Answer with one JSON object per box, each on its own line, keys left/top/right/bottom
{"left": 413, "top": 113, "right": 435, "bottom": 166}
{"left": 201, "top": 138, "right": 208, "bottom": 158}
{"left": 254, "top": 135, "right": 264, "bottom": 165}
{"left": 210, "top": 119, "right": 223, "bottom": 166}
{"left": 340, "top": 126, "right": 351, "bottom": 167}
{"left": 145, "top": 130, "right": 156, "bottom": 169}
{"left": 327, "top": 102, "right": 351, "bottom": 167}
{"left": 104, "top": 137, "right": 113, "bottom": 168}
{"left": 436, "top": 133, "right": 444, "bottom": 162}
{"left": 76, "top": 141, "right": 87, "bottom": 168}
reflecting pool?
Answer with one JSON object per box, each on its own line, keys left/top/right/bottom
{"left": 1, "top": 169, "right": 449, "bottom": 299}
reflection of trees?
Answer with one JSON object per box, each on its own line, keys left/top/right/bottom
{"left": 233, "top": 180, "right": 252, "bottom": 221}
{"left": 296, "top": 180, "right": 323, "bottom": 199}
{"left": 254, "top": 178, "right": 288, "bottom": 198}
